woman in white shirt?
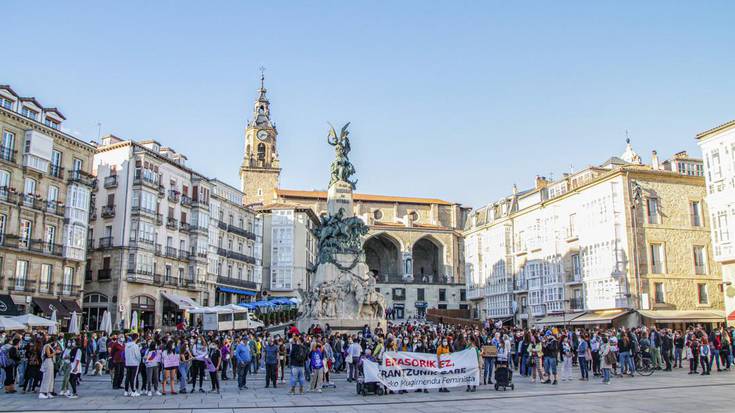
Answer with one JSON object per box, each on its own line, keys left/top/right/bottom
{"left": 68, "top": 339, "right": 82, "bottom": 399}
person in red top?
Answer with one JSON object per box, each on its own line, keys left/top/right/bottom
{"left": 288, "top": 324, "right": 300, "bottom": 336}
{"left": 109, "top": 336, "right": 125, "bottom": 389}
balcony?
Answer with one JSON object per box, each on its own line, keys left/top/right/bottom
{"left": 180, "top": 195, "right": 192, "bottom": 207}
{"left": 0, "top": 146, "right": 16, "bottom": 163}
{"left": 23, "top": 153, "right": 49, "bottom": 173}
{"left": 566, "top": 272, "right": 582, "bottom": 284}
{"left": 163, "top": 276, "right": 180, "bottom": 287}
{"left": 155, "top": 213, "right": 163, "bottom": 226}
{"left": 179, "top": 221, "right": 191, "bottom": 232}
{"left": 166, "top": 217, "right": 178, "bottom": 230}
{"left": 45, "top": 200, "right": 65, "bottom": 216}
{"left": 154, "top": 243, "right": 163, "bottom": 256}
{"left": 101, "top": 204, "right": 115, "bottom": 218}
{"left": 103, "top": 175, "right": 118, "bottom": 189}
{"left": 227, "top": 250, "right": 256, "bottom": 264}
{"left": 38, "top": 281, "right": 54, "bottom": 295}
{"left": 57, "top": 283, "right": 81, "bottom": 297}
{"left": 8, "top": 278, "right": 35, "bottom": 293}
{"left": 98, "top": 268, "right": 112, "bottom": 280}
{"left": 89, "top": 207, "right": 97, "bottom": 221}
{"left": 180, "top": 277, "right": 201, "bottom": 290}
{"left": 165, "top": 246, "right": 178, "bottom": 258}
{"left": 99, "top": 236, "right": 113, "bottom": 249}
{"left": 126, "top": 269, "right": 160, "bottom": 284}
{"left": 131, "top": 205, "right": 157, "bottom": 218}
{"left": 191, "top": 197, "right": 209, "bottom": 209}
{"left": 29, "top": 240, "right": 64, "bottom": 257}
{"left": 167, "top": 190, "right": 180, "bottom": 204}
{"left": 68, "top": 170, "right": 96, "bottom": 188}
{"left": 569, "top": 297, "right": 584, "bottom": 311}
{"left": 217, "top": 275, "right": 258, "bottom": 290}
{"left": 133, "top": 171, "right": 160, "bottom": 190}
{"left": 178, "top": 249, "right": 191, "bottom": 260}
{"left": 157, "top": 184, "right": 165, "bottom": 197}
{"left": 566, "top": 227, "right": 579, "bottom": 242}
{"left": 20, "top": 193, "right": 44, "bottom": 210}
{"left": 0, "top": 187, "right": 17, "bottom": 203}
{"left": 49, "top": 164, "right": 64, "bottom": 179}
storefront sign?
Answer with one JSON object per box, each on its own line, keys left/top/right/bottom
{"left": 363, "top": 348, "right": 480, "bottom": 391}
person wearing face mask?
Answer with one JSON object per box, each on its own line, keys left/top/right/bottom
{"left": 436, "top": 338, "right": 451, "bottom": 392}
{"left": 207, "top": 340, "right": 221, "bottom": 394}
{"left": 190, "top": 337, "right": 207, "bottom": 393}
{"left": 109, "top": 335, "right": 125, "bottom": 390}
{"left": 400, "top": 337, "right": 410, "bottom": 352}
{"left": 67, "top": 338, "right": 82, "bottom": 398}
{"left": 346, "top": 336, "right": 362, "bottom": 383}
{"left": 178, "top": 340, "right": 193, "bottom": 394}
{"left": 124, "top": 334, "right": 142, "bottom": 397}
{"left": 59, "top": 336, "right": 73, "bottom": 396}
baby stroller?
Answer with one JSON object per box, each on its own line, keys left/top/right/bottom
{"left": 356, "top": 378, "right": 385, "bottom": 396}
{"left": 494, "top": 361, "right": 514, "bottom": 391}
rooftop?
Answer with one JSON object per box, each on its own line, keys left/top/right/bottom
{"left": 276, "top": 189, "right": 455, "bottom": 206}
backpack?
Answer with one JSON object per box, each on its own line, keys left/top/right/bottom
{"left": 0, "top": 345, "right": 13, "bottom": 368}
{"left": 604, "top": 350, "right": 617, "bottom": 365}
{"left": 292, "top": 344, "right": 307, "bottom": 364}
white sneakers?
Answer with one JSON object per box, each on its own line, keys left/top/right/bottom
{"left": 155, "top": 391, "right": 162, "bottom": 396}
{"left": 147, "top": 391, "right": 152, "bottom": 396}
{"left": 39, "top": 393, "right": 48, "bottom": 399}
{"left": 67, "top": 394, "right": 78, "bottom": 399}
{"left": 123, "top": 391, "right": 129, "bottom": 397}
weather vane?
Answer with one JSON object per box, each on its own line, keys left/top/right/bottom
{"left": 259, "top": 66, "right": 266, "bottom": 88}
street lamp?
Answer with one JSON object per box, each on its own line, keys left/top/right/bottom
{"left": 629, "top": 179, "right": 643, "bottom": 310}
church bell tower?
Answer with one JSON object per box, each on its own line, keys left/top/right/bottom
{"left": 240, "top": 71, "right": 281, "bottom": 205}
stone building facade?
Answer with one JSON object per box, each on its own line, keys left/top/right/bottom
{"left": 209, "top": 179, "right": 263, "bottom": 305}
{"left": 697, "top": 120, "right": 735, "bottom": 326}
{"left": 465, "top": 142, "right": 724, "bottom": 328}
{"left": 0, "top": 85, "right": 95, "bottom": 320}
{"left": 84, "top": 136, "right": 213, "bottom": 331}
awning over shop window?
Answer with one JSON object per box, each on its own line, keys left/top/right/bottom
{"left": 535, "top": 312, "right": 584, "bottom": 326}
{"left": 0, "top": 294, "right": 21, "bottom": 316}
{"left": 573, "top": 309, "right": 631, "bottom": 325}
{"left": 637, "top": 309, "right": 725, "bottom": 323}
{"left": 32, "top": 297, "right": 70, "bottom": 317}
{"left": 218, "top": 287, "right": 257, "bottom": 296}
{"left": 62, "top": 299, "right": 83, "bottom": 314}
{"left": 161, "top": 293, "right": 200, "bottom": 310}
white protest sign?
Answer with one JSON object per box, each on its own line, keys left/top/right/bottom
{"left": 363, "top": 348, "right": 480, "bottom": 391}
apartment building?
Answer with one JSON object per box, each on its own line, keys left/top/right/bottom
{"left": 465, "top": 141, "right": 724, "bottom": 328}
{"left": 257, "top": 204, "right": 318, "bottom": 300}
{"left": 697, "top": 120, "right": 735, "bottom": 326}
{"left": 84, "top": 135, "right": 212, "bottom": 330}
{"left": 209, "top": 179, "right": 263, "bottom": 305}
{"left": 0, "top": 85, "right": 95, "bottom": 320}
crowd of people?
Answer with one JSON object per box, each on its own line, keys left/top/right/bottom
{"left": 1, "top": 320, "right": 733, "bottom": 399}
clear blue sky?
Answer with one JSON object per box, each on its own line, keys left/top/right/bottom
{"left": 4, "top": 1, "right": 734, "bottom": 208}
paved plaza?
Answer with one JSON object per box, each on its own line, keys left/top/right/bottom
{"left": 3, "top": 367, "right": 734, "bottom": 413}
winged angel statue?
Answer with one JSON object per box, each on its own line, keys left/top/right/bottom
{"left": 328, "top": 122, "right": 357, "bottom": 189}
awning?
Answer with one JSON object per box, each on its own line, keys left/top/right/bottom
{"left": 32, "top": 297, "right": 70, "bottom": 317}
{"left": 61, "top": 299, "right": 82, "bottom": 314}
{"left": 415, "top": 301, "right": 428, "bottom": 308}
{"left": 535, "top": 312, "right": 584, "bottom": 325}
{"left": 574, "top": 309, "right": 631, "bottom": 325}
{"left": 638, "top": 309, "right": 725, "bottom": 323}
{"left": 161, "top": 292, "right": 200, "bottom": 310}
{"left": 0, "top": 294, "right": 21, "bottom": 316}
{"left": 728, "top": 311, "right": 735, "bottom": 321}
{"left": 217, "top": 286, "right": 257, "bottom": 296}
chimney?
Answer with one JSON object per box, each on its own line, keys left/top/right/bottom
{"left": 535, "top": 175, "right": 549, "bottom": 190}
{"left": 651, "top": 150, "right": 660, "bottom": 170}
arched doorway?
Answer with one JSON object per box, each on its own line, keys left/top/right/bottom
{"left": 364, "top": 233, "right": 402, "bottom": 282}
{"left": 412, "top": 236, "right": 443, "bottom": 283}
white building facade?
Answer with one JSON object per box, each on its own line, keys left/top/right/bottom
{"left": 697, "top": 120, "right": 735, "bottom": 325}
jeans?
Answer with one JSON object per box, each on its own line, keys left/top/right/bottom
{"left": 177, "top": 362, "right": 189, "bottom": 392}
{"left": 16, "top": 359, "right": 27, "bottom": 388}
{"left": 145, "top": 366, "right": 159, "bottom": 392}
{"left": 348, "top": 357, "right": 359, "bottom": 381}
{"left": 290, "top": 366, "right": 305, "bottom": 388}
{"left": 304, "top": 360, "right": 311, "bottom": 382}
{"left": 543, "top": 356, "right": 557, "bottom": 376}
{"left": 674, "top": 348, "right": 683, "bottom": 367}
{"left": 237, "top": 361, "right": 249, "bottom": 389}
{"left": 710, "top": 349, "right": 721, "bottom": 370}
{"left": 483, "top": 358, "right": 494, "bottom": 383}
{"left": 618, "top": 351, "right": 635, "bottom": 374}
{"left": 69, "top": 372, "right": 80, "bottom": 395}
{"left": 701, "top": 355, "right": 711, "bottom": 374}
{"left": 591, "top": 351, "right": 600, "bottom": 374}
{"left": 578, "top": 356, "right": 589, "bottom": 379}
{"left": 602, "top": 367, "right": 611, "bottom": 383}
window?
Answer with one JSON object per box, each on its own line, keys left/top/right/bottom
{"left": 650, "top": 243, "right": 665, "bottom": 274}
{"left": 416, "top": 288, "right": 425, "bottom": 301}
{"left": 15, "top": 260, "right": 28, "bottom": 288}
{"left": 646, "top": 198, "right": 660, "bottom": 224}
{"left": 571, "top": 254, "right": 581, "bottom": 278}
{"left": 0, "top": 96, "right": 13, "bottom": 109}
{"left": 19, "top": 219, "right": 32, "bottom": 248}
{"left": 40, "top": 264, "right": 52, "bottom": 293}
{"left": 392, "top": 288, "right": 405, "bottom": 301}
{"left": 654, "top": 282, "right": 665, "bottom": 304}
{"left": 691, "top": 201, "right": 702, "bottom": 227}
{"left": 439, "top": 288, "right": 447, "bottom": 302}
{"left": 697, "top": 283, "right": 709, "bottom": 305}
{"left": 693, "top": 246, "right": 707, "bottom": 275}
{"left": 460, "top": 289, "right": 466, "bottom": 301}
{"left": 21, "top": 106, "right": 38, "bottom": 120}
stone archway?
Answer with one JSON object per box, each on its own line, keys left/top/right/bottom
{"left": 412, "top": 235, "right": 444, "bottom": 283}
{"left": 364, "top": 233, "right": 402, "bottom": 283}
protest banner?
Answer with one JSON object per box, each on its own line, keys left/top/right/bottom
{"left": 363, "top": 348, "right": 480, "bottom": 391}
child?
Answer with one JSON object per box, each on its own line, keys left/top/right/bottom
{"left": 309, "top": 343, "right": 325, "bottom": 393}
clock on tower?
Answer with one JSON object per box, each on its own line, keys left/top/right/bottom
{"left": 239, "top": 72, "right": 281, "bottom": 206}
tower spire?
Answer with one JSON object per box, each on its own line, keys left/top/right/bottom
{"left": 259, "top": 66, "right": 265, "bottom": 90}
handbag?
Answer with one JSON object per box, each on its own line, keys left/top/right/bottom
{"left": 205, "top": 357, "right": 216, "bottom": 373}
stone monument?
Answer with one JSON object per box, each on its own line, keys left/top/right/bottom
{"left": 297, "top": 123, "right": 386, "bottom": 332}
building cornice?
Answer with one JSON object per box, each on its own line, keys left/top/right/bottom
{"left": 696, "top": 119, "right": 735, "bottom": 141}
{"left": 0, "top": 106, "right": 95, "bottom": 153}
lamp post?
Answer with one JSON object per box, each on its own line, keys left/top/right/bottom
{"left": 630, "top": 179, "right": 643, "bottom": 310}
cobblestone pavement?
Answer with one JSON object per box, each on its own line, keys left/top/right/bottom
{"left": 3, "top": 367, "right": 734, "bottom": 413}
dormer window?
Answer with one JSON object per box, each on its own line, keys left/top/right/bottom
{"left": 0, "top": 97, "right": 13, "bottom": 110}
{"left": 21, "top": 107, "right": 38, "bottom": 121}
{"left": 44, "top": 118, "right": 60, "bottom": 129}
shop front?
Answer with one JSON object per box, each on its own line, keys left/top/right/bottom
{"left": 82, "top": 293, "right": 110, "bottom": 331}
{"left": 161, "top": 292, "right": 200, "bottom": 330}
{"left": 0, "top": 294, "right": 21, "bottom": 317}
{"left": 131, "top": 295, "right": 156, "bottom": 330}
